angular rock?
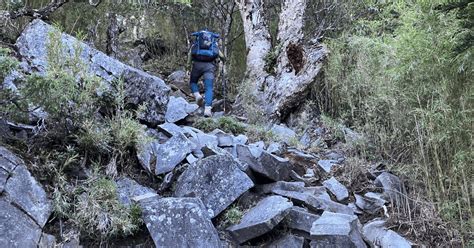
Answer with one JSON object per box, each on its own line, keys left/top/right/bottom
{"left": 174, "top": 155, "right": 254, "bottom": 217}
{"left": 234, "top": 134, "right": 248, "bottom": 145}
{"left": 362, "top": 219, "right": 412, "bottom": 248}
{"left": 165, "top": 96, "right": 199, "bottom": 123}
{"left": 211, "top": 129, "right": 235, "bottom": 147}
{"left": 138, "top": 196, "right": 221, "bottom": 248}
{"left": 16, "top": 19, "right": 170, "bottom": 125}
{"left": 227, "top": 195, "right": 293, "bottom": 244}
{"left": 0, "top": 198, "right": 42, "bottom": 247}
{"left": 0, "top": 168, "right": 8, "bottom": 193}
{"left": 158, "top": 122, "right": 184, "bottom": 137}
{"left": 237, "top": 145, "right": 292, "bottom": 181}
{"left": 317, "top": 159, "right": 339, "bottom": 173}
{"left": 374, "top": 172, "right": 406, "bottom": 205}
{"left": 38, "top": 233, "right": 56, "bottom": 248}
{"left": 266, "top": 234, "right": 304, "bottom": 248}
{"left": 186, "top": 154, "right": 198, "bottom": 164}
{"left": 323, "top": 177, "right": 349, "bottom": 202}
{"left": 310, "top": 211, "right": 367, "bottom": 248}
{"left": 0, "top": 146, "right": 22, "bottom": 172}
{"left": 267, "top": 142, "right": 284, "bottom": 155}
{"left": 271, "top": 124, "right": 296, "bottom": 141}
{"left": 257, "top": 181, "right": 306, "bottom": 194}
{"left": 324, "top": 151, "right": 345, "bottom": 163}
{"left": 137, "top": 132, "right": 193, "bottom": 175}
{"left": 167, "top": 70, "right": 190, "bottom": 94}
{"left": 5, "top": 164, "right": 51, "bottom": 227}
{"left": 284, "top": 206, "right": 320, "bottom": 233}
{"left": 116, "top": 177, "right": 155, "bottom": 207}
{"left": 354, "top": 193, "right": 386, "bottom": 215}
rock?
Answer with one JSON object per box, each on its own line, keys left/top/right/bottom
{"left": 237, "top": 145, "right": 292, "bottom": 181}
{"left": 343, "top": 127, "right": 363, "bottom": 144}
{"left": 284, "top": 206, "right": 320, "bottom": 233}
{"left": 310, "top": 211, "right": 366, "bottom": 248}
{"left": 348, "top": 203, "right": 364, "bottom": 215}
{"left": 38, "top": 233, "right": 56, "bottom": 248}
{"left": 324, "top": 151, "right": 345, "bottom": 163}
{"left": 211, "top": 129, "right": 235, "bottom": 147}
{"left": 137, "top": 132, "right": 193, "bottom": 175}
{"left": 299, "top": 130, "right": 312, "bottom": 149}
{"left": 16, "top": 19, "right": 170, "bottom": 125}
{"left": 234, "top": 134, "right": 248, "bottom": 145}
{"left": 362, "top": 219, "right": 412, "bottom": 248}
{"left": 354, "top": 193, "right": 386, "bottom": 215}
{"left": 227, "top": 195, "right": 293, "bottom": 244}
{"left": 323, "top": 177, "right": 349, "bottom": 202}
{"left": 317, "top": 159, "right": 339, "bottom": 173}
{"left": 304, "top": 168, "right": 315, "bottom": 178}
{"left": 158, "top": 122, "right": 184, "bottom": 137}
{"left": 374, "top": 172, "right": 406, "bottom": 205}
{"left": 186, "top": 154, "right": 198, "bottom": 164}
{"left": 165, "top": 96, "right": 199, "bottom": 123}
{"left": 167, "top": 70, "right": 190, "bottom": 95}
{"left": 266, "top": 234, "right": 304, "bottom": 248}
{"left": 174, "top": 155, "right": 254, "bottom": 218}
{"left": 137, "top": 196, "right": 221, "bottom": 248}
{"left": 267, "top": 142, "right": 284, "bottom": 155}
{"left": 116, "top": 177, "right": 155, "bottom": 207}
{"left": 0, "top": 198, "right": 42, "bottom": 247}
{"left": 5, "top": 163, "right": 51, "bottom": 227}
{"left": 0, "top": 168, "right": 8, "bottom": 193}
{"left": 257, "top": 181, "right": 306, "bottom": 194}
{"left": 271, "top": 124, "right": 296, "bottom": 141}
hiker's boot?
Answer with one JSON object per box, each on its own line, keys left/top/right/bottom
{"left": 193, "top": 92, "right": 203, "bottom": 107}
{"left": 204, "top": 106, "right": 212, "bottom": 117}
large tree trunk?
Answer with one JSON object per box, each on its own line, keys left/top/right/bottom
{"left": 236, "top": 0, "right": 327, "bottom": 121}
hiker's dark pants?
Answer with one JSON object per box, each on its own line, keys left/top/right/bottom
{"left": 190, "top": 61, "right": 216, "bottom": 107}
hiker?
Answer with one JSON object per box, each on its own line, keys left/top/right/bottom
{"left": 187, "top": 29, "right": 225, "bottom": 117}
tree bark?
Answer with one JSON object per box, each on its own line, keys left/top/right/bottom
{"left": 236, "top": 0, "right": 327, "bottom": 121}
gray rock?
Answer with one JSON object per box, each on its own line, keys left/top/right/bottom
{"left": 174, "top": 155, "right": 254, "bottom": 218}
{"left": 234, "top": 134, "right": 248, "bottom": 145}
{"left": 299, "top": 130, "right": 312, "bottom": 148}
{"left": 266, "top": 234, "right": 304, "bottom": 248}
{"left": 237, "top": 145, "right": 291, "bottom": 181}
{"left": 323, "top": 177, "right": 349, "bottom": 202}
{"left": 0, "top": 146, "right": 22, "bottom": 172}
{"left": 137, "top": 132, "right": 193, "bottom": 175}
{"left": 284, "top": 206, "right": 320, "bottom": 233}
{"left": 0, "top": 168, "right": 8, "bottom": 193}
{"left": 271, "top": 124, "right": 296, "bottom": 141}
{"left": 165, "top": 96, "right": 199, "bottom": 123}
{"left": 137, "top": 196, "right": 221, "bottom": 248}
{"left": 211, "top": 130, "right": 235, "bottom": 147}
{"left": 116, "top": 177, "right": 155, "bottom": 207}
{"left": 249, "top": 141, "right": 266, "bottom": 150}
{"left": 324, "top": 151, "right": 345, "bottom": 163}
{"left": 317, "top": 159, "right": 339, "bottom": 173}
{"left": 38, "top": 233, "right": 56, "bottom": 248}
{"left": 348, "top": 203, "right": 364, "bottom": 215}
{"left": 5, "top": 164, "right": 51, "bottom": 227}
{"left": 167, "top": 70, "right": 190, "bottom": 94}
{"left": 310, "top": 211, "right": 367, "bottom": 248}
{"left": 0, "top": 198, "right": 42, "bottom": 247}
{"left": 266, "top": 142, "right": 284, "bottom": 155}
{"left": 16, "top": 19, "right": 170, "bottom": 125}
{"left": 362, "top": 219, "right": 412, "bottom": 248}
{"left": 227, "top": 195, "right": 293, "bottom": 244}
{"left": 186, "top": 154, "right": 198, "bottom": 164}
{"left": 158, "top": 122, "right": 184, "bottom": 137}
{"left": 257, "top": 181, "right": 306, "bottom": 194}
{"left": 374, "top": 172, "right": 406, "bottom": 205}
{"left": 354, "top": 193, "right": 386, "bottom": 215}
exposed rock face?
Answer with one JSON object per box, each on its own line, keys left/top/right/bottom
{"left": 227, "top": 195, "right": 293, "bottom": 244}
{"left": 323, "top": 177, "right": 349, "bottom": 202}
{"left": 174, "top": 155, "right": 254, "bottom": 218}
{"left": 165, "top": 96, "right": 198, "bottom": 123}
{"left": 362, "top": 219, "right": 412, "bottom": 248}
{"left": 137, "top": 196, "right": 221, "bottom": 248}
{"left": 16, "top": 19, "right": 170, "bottom": 125}
{"left": 116, "top": 177, "right": 155, "bottom": 207}
{"left": 310, "top": 211, "right": 367, "bottom": 248}
{"left": 137, "top": 132, "right": 193, "bottom": 175}
{"left": 0, "top": 146, "right": 52, "bottom": 248}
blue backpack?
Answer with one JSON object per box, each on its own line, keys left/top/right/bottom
{"left": 191, "top": 30, "right": 220, "bottom": 62}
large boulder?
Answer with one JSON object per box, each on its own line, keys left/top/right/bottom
{"left": 174, "top": 155, "right": 254, "bottom": 218}
{"left": 362, "top": 219, "right": 412, "bottom": 248}
{"left": 16, "top": 19, "right": 170, "bottom": 125}
{"left": 284, "top": 206, "right": 320, "bottom": 233}
{"left": 165, "top": 96, "right": 198, "bottom": 123}
{"left": 116, "top": 177, "right": 155, "bottom": 207}
{"left": 323, "top": 177, "right": 349, "bottom": 202}
{"left": 310, "top": 211, "right": 367, "bottom": 248}
{"left": 137, "top": 132, "right": 194, "bottom": 175}
{"left": 137, "top": 196, "right": 221, "bottom": 248}
{"left": 227, "top": 195, "right": 293, "bottom": 244}
{"left": 0, "top": 198, "right": 42, "bottom": 247}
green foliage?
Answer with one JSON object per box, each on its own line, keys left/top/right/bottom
{"left": 244, "top": 125, "right": 276, "bottom": 143}
{"left": 263, "top": 44, "right": 282, "bottom": 75}
{"left": 73, "top": 178, "right": 142, "bottom": 238}
{"left": 193, "top": 116, "right": 246, "bottom": 135}
{"left": 223, "top": 206, "right": 242, "bottom": 226}
{"left": 323, "top": 1, "right": 473, "bottom": 233}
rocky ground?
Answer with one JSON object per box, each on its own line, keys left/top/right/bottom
{"left": 1, "top": 20, "right": 417, "bottom": 248}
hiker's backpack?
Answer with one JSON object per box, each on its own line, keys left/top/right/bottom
{"left": 191, "top": 30, "right": 220, "bottom": 62}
